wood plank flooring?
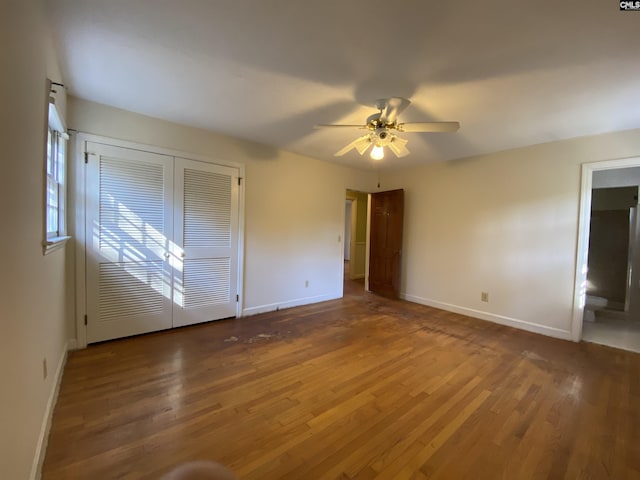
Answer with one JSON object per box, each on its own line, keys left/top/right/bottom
{"left": 43, "top": 280, "right": 640, "bottom": 479}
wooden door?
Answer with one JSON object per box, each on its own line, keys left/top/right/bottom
{"left": 172, "top": 158, "right": 240, "bottom": 327}
{"left": 86, "top": 142, "right": 174, "bottom": 343}
{"left": 369, "top": 189, "right": 404, "bottom": 299}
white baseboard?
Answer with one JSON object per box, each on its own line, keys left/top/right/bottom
{"left": 401, "top": 293, "right": 573, "bottom": 341}
{"left": 30, "top": 339, "right": 71, "bottom": 480}
{"left": 242, "top": 293, "right": 339, "bottom": 317}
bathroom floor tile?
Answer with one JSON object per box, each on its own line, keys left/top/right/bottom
{"left": 582, "top": 310, "right": 640, "bottom": 353}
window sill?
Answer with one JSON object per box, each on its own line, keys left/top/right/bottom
{"left": 43, "top": 235, "right": 71, "bottom": 255}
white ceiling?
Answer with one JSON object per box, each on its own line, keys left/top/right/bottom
{"left": 47, "top": 0, "right": 640, "bottom": 170}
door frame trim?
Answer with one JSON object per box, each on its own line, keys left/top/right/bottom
{"left": 365, "top": 193, "right": 371, "bottom": 292}
{"left": 73, "top": 133, "right": 246, "bottom": 348}
{"left": 571, "top": 155, "right": 640, "bottom": 342}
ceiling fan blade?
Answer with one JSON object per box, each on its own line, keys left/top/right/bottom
{"left": 315, "top": 124, "right": 367, "bottom": 129}
{"left": 397, "top": 121, "right": 460, "bottom": 133}
{"left": 334, "top": 135, "right": 372, "bottom": 156}
{"left": 353, "top": 135, "right": 373, "bottom": 155}
{"left": 379, "top": 97, "right": 411, "bottom": 125}
{"left": 388, "top": 136, "right": 410, "bottom": 158}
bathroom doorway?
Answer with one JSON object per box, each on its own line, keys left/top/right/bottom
{"left": 575, "top": 161, "right": 640, "bottom": 352}
{"left": 344, "top": 189, "right": 368, "bottom": 295}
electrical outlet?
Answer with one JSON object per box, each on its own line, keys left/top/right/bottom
{"left": 305, "top": 280, "right": 309, "bottom": 288}
{"left": 481, "top": 292, "right": 489, "bottom": 302}
{"left": 43, "top": 358, "right": 48, "bottom": 380}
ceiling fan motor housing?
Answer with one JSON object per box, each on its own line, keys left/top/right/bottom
{"left": 374, "top": 128, "right": 394, "bottom": 146}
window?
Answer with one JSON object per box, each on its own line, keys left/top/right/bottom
{"left": 43, "top": 91, "right": 70, "bottom": 254}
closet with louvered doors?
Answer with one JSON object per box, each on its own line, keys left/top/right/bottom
{"left": 85, "top": 142, "right": 240, "bottom": 343}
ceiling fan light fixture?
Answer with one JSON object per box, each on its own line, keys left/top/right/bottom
{"left": 370, "top": 144, "right": 384, "bottom": 160}
{"left": 322, "top": 97, "right": 460, "bottom": 159}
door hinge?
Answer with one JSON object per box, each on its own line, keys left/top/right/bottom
{"left": 236, "top": 294, "right": 239, "bottom": 302}
{"left": 84, "top": 152, "right": 89, "bottom": 164}
{"left": 84, "top": 314, "right": 88, "bottom": 325}
{"left": 237, "top": 177, "right": 242, "bottom": 186}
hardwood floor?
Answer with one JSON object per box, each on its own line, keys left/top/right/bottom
{"left": 43, "top": 282, "right": 640, "bottom": 479}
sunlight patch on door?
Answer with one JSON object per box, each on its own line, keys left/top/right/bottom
{"left": 98, "top": 262, "right": 165, "bottom": 320}
{"left": 176, "top": 258, "right": 231, "bottom": 309}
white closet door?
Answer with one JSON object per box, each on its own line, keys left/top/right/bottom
{"left": 86, "top": 142, "right": 174, "bottom": 343}
{"left": 173, "top": 158, "right": 239, "bottom": 327}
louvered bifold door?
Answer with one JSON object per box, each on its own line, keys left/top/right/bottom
{"left": 173, "top": 158, "right": 239, "bottom": 327}
{"left": 86, "top": 143, "right": 174, "bottom": 343}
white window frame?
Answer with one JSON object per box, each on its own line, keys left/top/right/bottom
{"left": 43, "top": 91, "right": 70, "bottom": 254}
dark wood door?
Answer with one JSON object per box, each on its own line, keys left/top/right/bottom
{"left": 369, "top": 189, "right": 404, "bottom": 299}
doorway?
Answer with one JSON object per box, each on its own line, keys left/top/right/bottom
{"left": 574, "top": 159, "right": 640, "bottom": 353}
{"left": 344, "top": 189, "right": 368, "bottom": 295}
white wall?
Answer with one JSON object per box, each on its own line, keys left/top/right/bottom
{"left": 67, "top": 98, "right": 377, "bottom": 318}
{"left": 381, "top": 129, "right": 640, "bottom": 339}
{"left": 0, "top": 1, "right": 71, "bottom": 478}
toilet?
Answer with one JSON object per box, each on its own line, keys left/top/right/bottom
{"left": 584, "top": 295, "right": 608, "bottom": 322}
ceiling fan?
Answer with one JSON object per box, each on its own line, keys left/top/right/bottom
{"left": 316, "top": 97, "right": 460, "bottom": 160}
